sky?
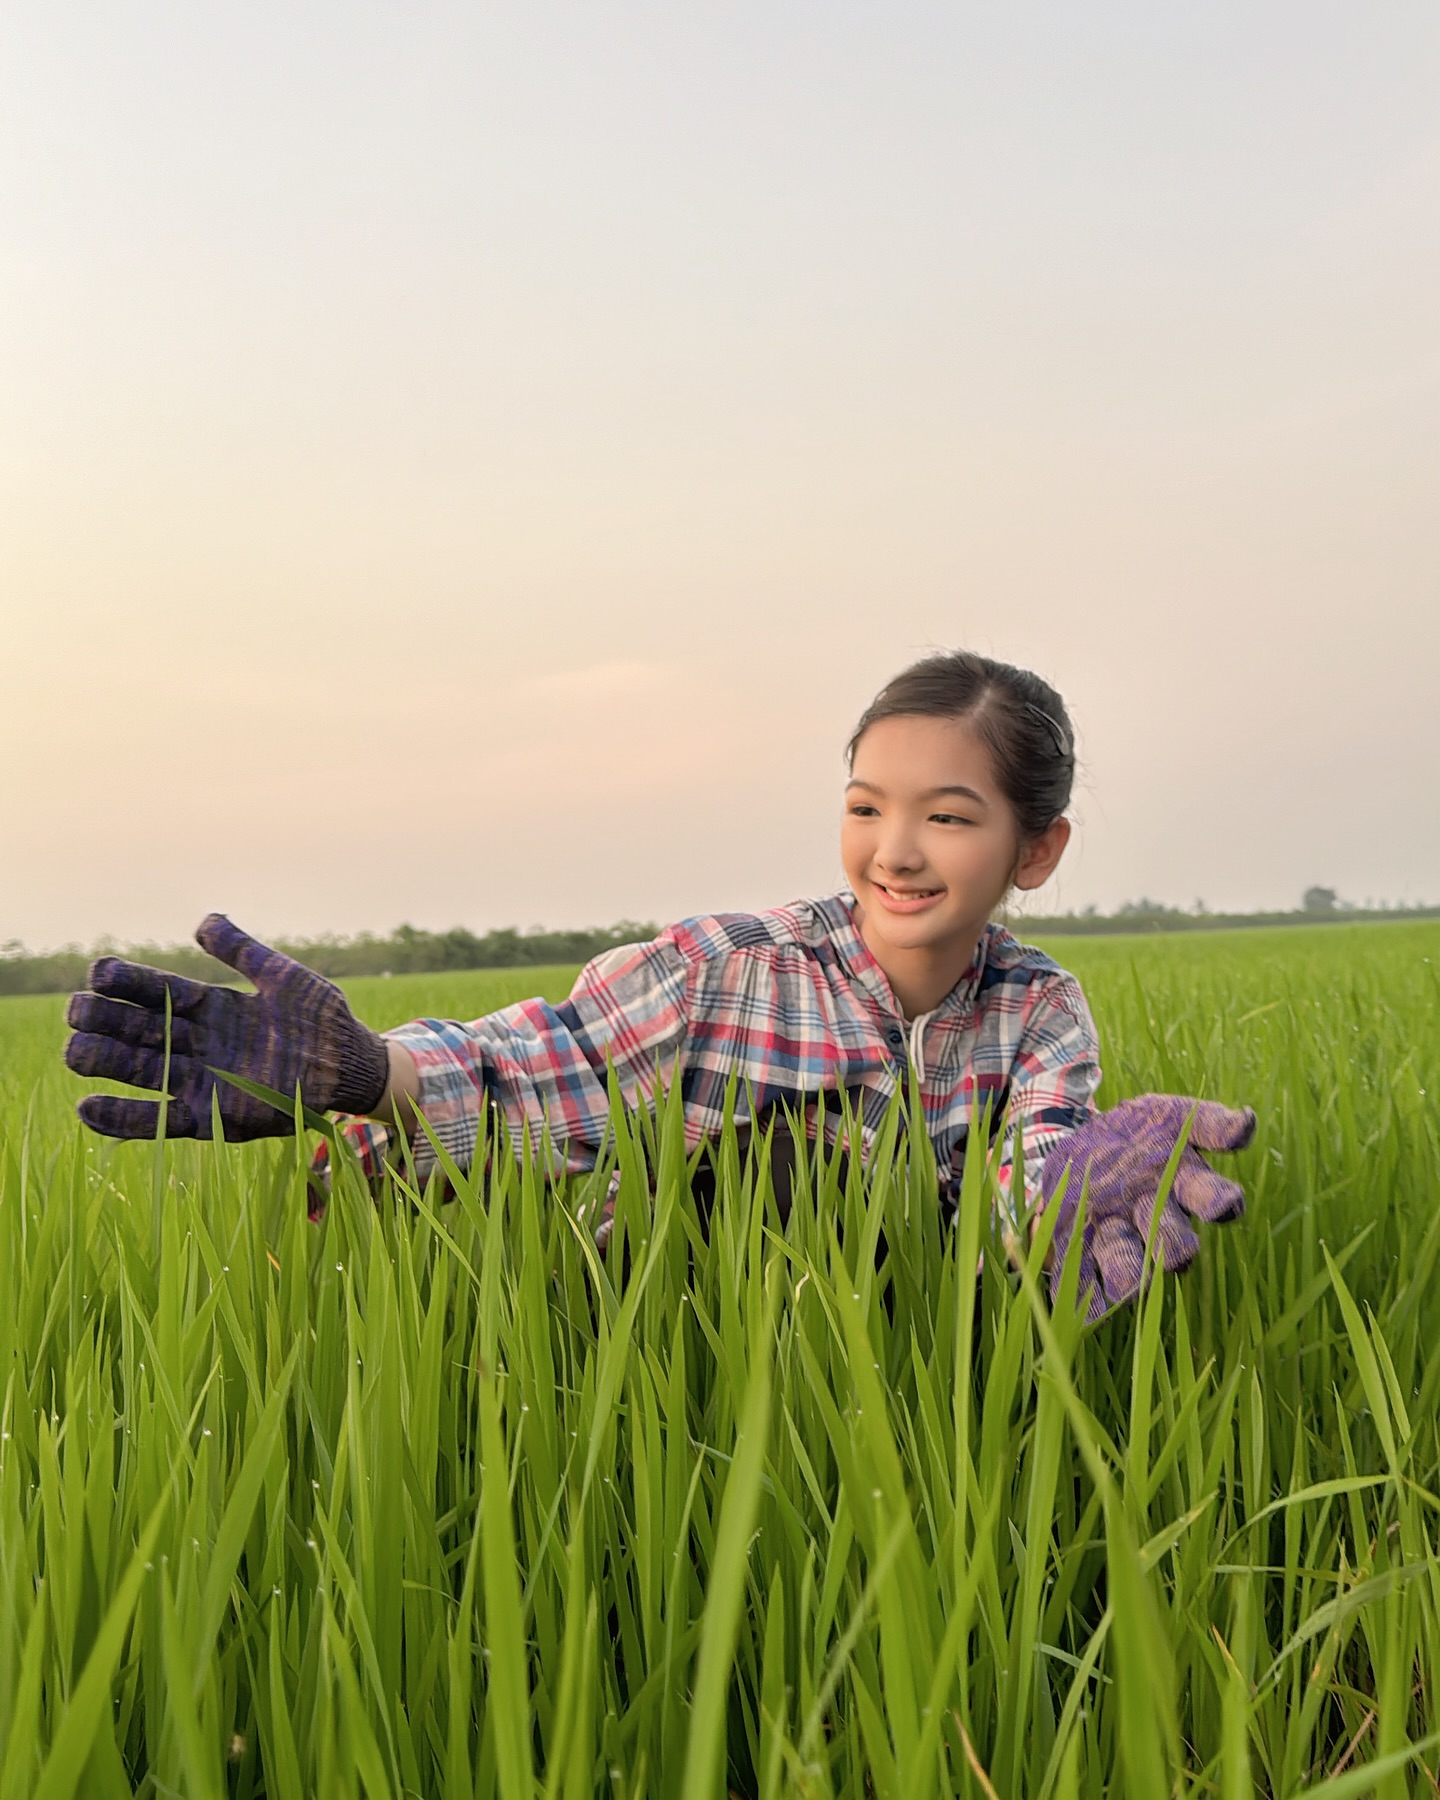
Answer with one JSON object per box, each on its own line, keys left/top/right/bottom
{"left": 3, "top": 1, "right": 1438, "bottom": 950}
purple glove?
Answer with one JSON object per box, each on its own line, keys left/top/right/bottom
{"left": 65, "top": 914, "right": 391, "bottom": 1141}
{"left": 1043, "top": 1095, "right": 1256, "bottom": 1322}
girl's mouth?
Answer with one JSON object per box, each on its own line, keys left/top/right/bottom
{"left": 872, "top": 881, "right": 945, "bottom": 915}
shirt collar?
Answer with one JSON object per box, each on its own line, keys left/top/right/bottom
{"left": 813, "top": 890, "right": 990, "bottom": 1021}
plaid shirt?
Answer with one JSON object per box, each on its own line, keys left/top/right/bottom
{"left": 320, "top": 892, "right": 1100, "bottom": 1220}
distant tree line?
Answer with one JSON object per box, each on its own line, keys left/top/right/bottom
{"left": 4, "top": 897, "right": 1437, "bottom": 997}
{"left": 0, "top": 921, "right": 659, "bottom": 997}
{"left": 1007, "top": 894, "right": 1440, "bottom": 937}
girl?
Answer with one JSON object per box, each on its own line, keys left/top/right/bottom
{"left": 64, "top": 650, "right": 1254, "bottom": 1319}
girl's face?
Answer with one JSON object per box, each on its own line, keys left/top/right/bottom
{"left": 840, "top": 713, "right": 1070, "bottom": 1012}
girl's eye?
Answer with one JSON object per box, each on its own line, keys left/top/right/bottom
{"left": 848, "top": 803, "right": 879, "bottom": 818}
{"left": 930, "top": 813, "right": 972, "bottom": 827}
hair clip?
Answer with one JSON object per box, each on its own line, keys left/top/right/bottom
{"left": 1025, "top": 703, "right": 1073, "bottom": 761}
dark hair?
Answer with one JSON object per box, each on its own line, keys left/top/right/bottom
{"left": 847, "top": 650, "right": 1076, "bottom": 840}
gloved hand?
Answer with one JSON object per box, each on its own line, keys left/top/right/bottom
{"left": 1043, "top": 1095, "right": 1256, "bottom": 1322}
{"left": 66, "top": 914, "right": 391, "bottom": 1140}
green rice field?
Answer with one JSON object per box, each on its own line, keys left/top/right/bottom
{"left": 1, "top": 921, "right": 1438, "bottom": 1797}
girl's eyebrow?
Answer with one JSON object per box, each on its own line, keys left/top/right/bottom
{"left": 845, "top": 779, "right": 989, "bottom": 806}
{"left": 925, "top": 784, "right": 988, "bottom": 805}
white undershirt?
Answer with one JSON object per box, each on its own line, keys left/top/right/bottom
{"left": 908, "top": 1010, "right": 934, "bottom": 1082}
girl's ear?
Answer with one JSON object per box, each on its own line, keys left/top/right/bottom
{"left": 1012, "top": 816, "right": 1071, "bottom": 892}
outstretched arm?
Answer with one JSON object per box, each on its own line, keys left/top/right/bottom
{"left": 372, "top": 1039, "right": 422, "bottom": 1134}
{"left": 66, "top": 916, "right": 693, "bottom": 1184}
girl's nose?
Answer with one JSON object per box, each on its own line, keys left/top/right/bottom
{"left": 876, "top": 832, "right": 925, "bottom": 873}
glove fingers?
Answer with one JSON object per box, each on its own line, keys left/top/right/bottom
{"left": 1048, "top": 1231, "right": 1108, "bottom": 1325}
{"left": 1187, "top": 1101, "right": 1257, "bottom": 1154}
{"left": 86, "top": 956, "right": 212, "bottom": 1017}
{"left": 77, "top": 1094, "right": 200, "bottom": 1138}
{"left": 1095, "top": 1206, "right": 1198, "bottom": 1294}
{"left": 65, "top": 1032, "right": 202, "bottom": 1094}
{"left": 1171, "top": 1160, "right": 1246, "bottom": 1225}
{"left": 1109, "top": 1094, "right": 1185, "bottom": 1131}
{"left": 66, "top": 993, "right": 198, "bottom": 1055}
{"left": 196, "top": 914, "right": 285, "bottom": 988}
{"left": 1151, "top": 1206, "right": 1201, "bottom": 1272}
{"left": 1082, "top": 1274, "right": 1111, "bottom": 1325}
{"left": 1092, "top": 1216, "right": 1147, "bottom": 1309}
{"left": 1046, "top": 1201, "right": 1079, "bottom": 1282}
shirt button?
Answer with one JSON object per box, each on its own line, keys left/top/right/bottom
{"left": 885, "top": 1027, "right": 904, "bottom": 1047}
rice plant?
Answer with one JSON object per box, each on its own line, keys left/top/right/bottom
{"left": 0, "top": 925, "right": 1437, "bottom": 1796}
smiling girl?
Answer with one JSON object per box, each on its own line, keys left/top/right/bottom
{"left": 65, "top": 650, "right": 1254, "bottom": 1318}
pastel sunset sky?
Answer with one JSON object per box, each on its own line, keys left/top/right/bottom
{"left": 3, "top": 2, "right": 1437, "bottom": 947}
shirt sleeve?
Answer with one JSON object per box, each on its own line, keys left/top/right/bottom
{"left": 317, "top": 934, "right": 693, "bottom": 1191}
{"left": 308, "top": 1114, "right": 397, "bottom": 1211}
{"left": 997, "top": 969, "right": 1102, "bottom": 1221}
